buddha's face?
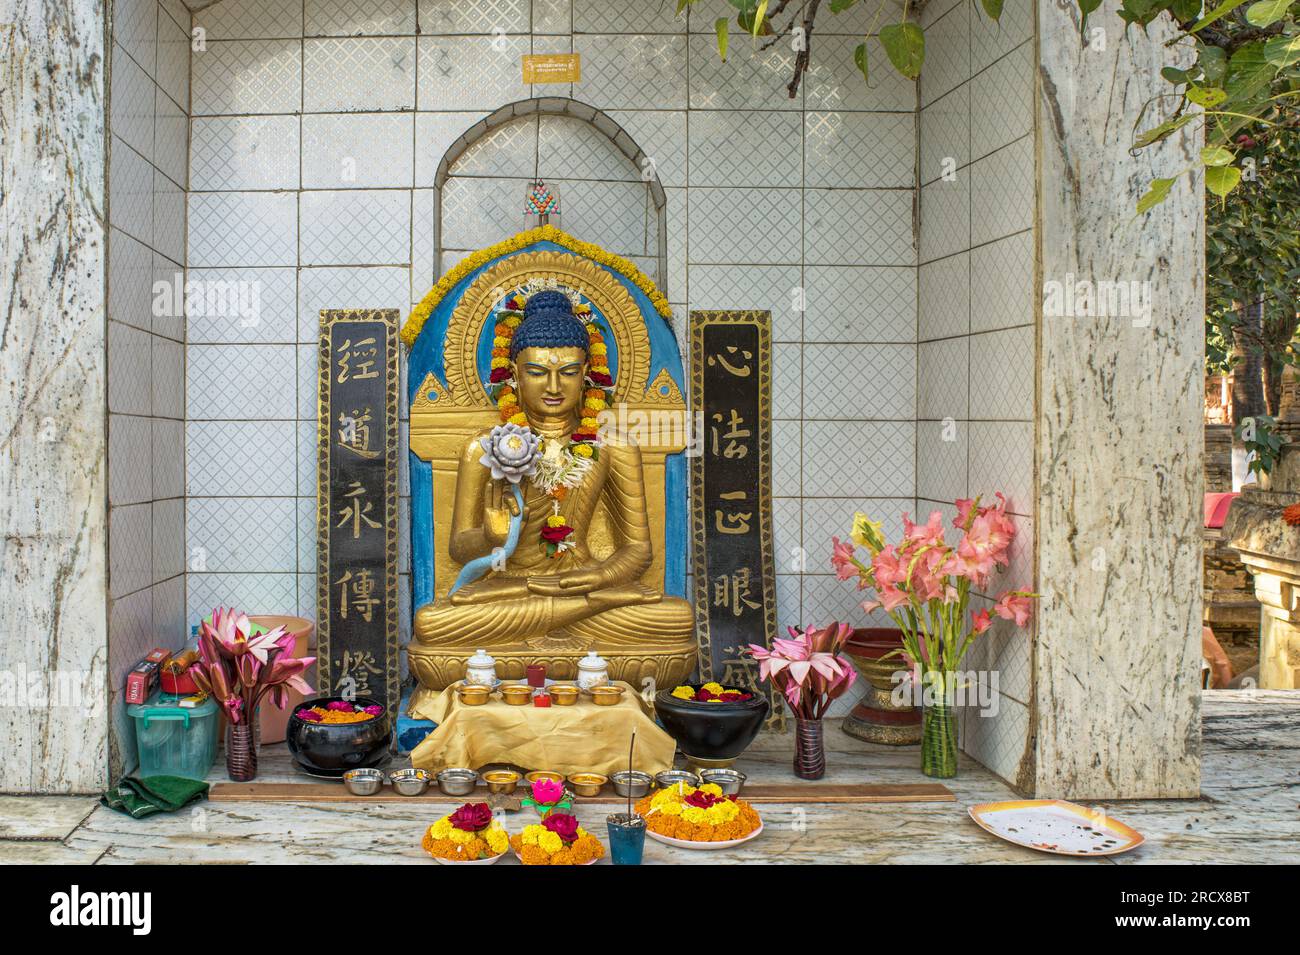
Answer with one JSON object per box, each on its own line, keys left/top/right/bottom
{"left": 512, "top": 346, "right": 588, "bottom": 420}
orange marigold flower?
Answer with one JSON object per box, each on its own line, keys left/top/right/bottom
{"left": 1285, "top": 503, "right": 1300, "bottom": 526}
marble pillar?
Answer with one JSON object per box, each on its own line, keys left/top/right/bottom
{"left": 0, "top": 0, "right": 109, "bottom": 792}
{"left": 1031, "top": 1, "right": 1204, "bottom": 798}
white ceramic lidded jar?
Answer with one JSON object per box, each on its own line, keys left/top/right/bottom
{"left": 464, "top": 649, "right": 498, "bottom": 687}
{"left": 576, "top": 650, "right": 610, "bottom": 692}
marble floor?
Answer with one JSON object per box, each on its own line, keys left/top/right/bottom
{"left": 2, "top": 690, "right": 1296, "bottom": 864}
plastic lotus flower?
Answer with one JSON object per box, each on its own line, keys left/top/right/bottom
{"left": 188, "top": 607, "right": 316, "bottom": 724}
{"left": 831, "top": 495, "right": 1037, "bottom": 685}
{"left": 479, "top": 422, "right": 541, "bottom": 484}
{"left": 745, "top": 623, "right": 857, "bottom": 720}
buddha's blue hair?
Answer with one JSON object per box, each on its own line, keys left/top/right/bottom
{"left": 509, "top": 290, "right": 590, "bottom": 359}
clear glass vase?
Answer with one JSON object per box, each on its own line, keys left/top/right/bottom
{"left": 921, "top": 701, "right": 958, "bottom": 778}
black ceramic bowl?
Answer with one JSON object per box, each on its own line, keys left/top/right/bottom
{"left": 654, "top": 688, "right": 769, "bottom": 765}
{"left": 286, "top": 696, "right": 392, "bottom": 778}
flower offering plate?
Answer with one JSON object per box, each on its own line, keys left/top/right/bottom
{"left": 967, "top": 800, "right": 1144, "bottom": 857}
{"left": 645, "top": 820, "right": 763, "bottom": 851}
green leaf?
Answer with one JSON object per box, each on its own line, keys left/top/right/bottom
{"left": 1264, "top": 33, "right": 1300, "bottom": 68}
{"left": 1245, "top": 0, "right": 1291, "bottom": 26}
{"left": 1134, "top": 112, "right": 1194, "bottom": 148}
{"left": 980, "top": 0, "right": 1005, "bottom": 19}
{"left": 1077, "top": 0, "right": 1104, "bottom": 31}
{"left": 879, "top": 22, "right": 925, "bottom": 79}
{"left": 1198, "top": 45, "right": 1228, "bottom": 85}
{"left": 1188, "top": 0, "right": 1250, "bottom": 33}
{"left": 829, "top": 0, "right": 859, "bottom": 12}
{"left": 853, "top": 41, "right": 869, "bottom": 84}
{"left": 715, "top": 17, "right": 729, "bottom": 61}
{"left": 1162, "top": 66, "right": 1190, "bottom": 84}
{"left": 1206, "top": 164, "right": 1244, "bottom": 197}
{"left": 1187, "top": 85, "right": 1227, "bottom": 107}
{"left": 752, "top": 0, "right": 769, "bottom": 36}
{"left": 676, "top": 0, "right": 690, "bottom": 14}
{"left": 1202, "top": 145, "right": 1234, "bottom": 166}
{"left": 1137, "top": 177, "right": 1176, "bottom": 214}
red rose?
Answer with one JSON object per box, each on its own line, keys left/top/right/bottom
{"left": 684, "top": 790, "right": 724, "bottom": 809}
{"left": 542, "top": 812, "right": 580, "bottom": 843}
{"left": 695, "top": 688, "right": 715, "bottom": 702}
{"left": 449, "top": 802, "right": 493, "bottom": 833}
{"left": 540, "top": 524, "right": 573, "bottom": 543}
{"left": 489, "top": 367, "right": 511, "bottom": 383}
{"left": 588, "top": 371, "right": 613, "bottom": 386}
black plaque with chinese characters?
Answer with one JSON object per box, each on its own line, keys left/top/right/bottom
{"left": 690, "top": 311, "right": 779, "bottom": 725}
{"left": 317, "top": 309, "right": 399, "bottom": 714}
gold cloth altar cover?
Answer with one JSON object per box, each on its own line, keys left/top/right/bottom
{"left": 408, "top": 682, "right": 675, "bottom": 776}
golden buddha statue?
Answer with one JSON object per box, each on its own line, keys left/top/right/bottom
{"left": 406, "top": 288, "right": 696, "bottom": 712}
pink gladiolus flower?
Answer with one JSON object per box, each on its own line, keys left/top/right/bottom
{"left": 903, "top": 510, "right": 946, "bottom": 548}
{"left": 971, "top": 608, "right": 993, "bottom": 634}
{"left": 994, "top": 591, "right": 1033, "bottom": 627}
{"left": 871, "top": 545, "right": 905, "bottom": 591}
{"left": 830, "top": 536, "right": 858, "bottom": 581}
{"left": 953, "top": 498, "right": 978, "bottom": 531}
{"left": 878, "top": 584, "right": 910, "bottom": 612}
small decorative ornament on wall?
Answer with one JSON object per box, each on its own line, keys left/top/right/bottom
{"left": 689, "top": 310, "right": 781, "bottom": 728}
{"left": 317, "top": 309, "right": 400, "bottom": 715}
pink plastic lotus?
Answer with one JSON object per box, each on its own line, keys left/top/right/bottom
{"left": 745, "top": 623, "right": 858, "bottom": 720}
{"left": 188, "top": 607, "right": 316, "bottom": 723}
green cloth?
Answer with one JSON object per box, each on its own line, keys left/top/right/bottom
{"left": 101, "top": 775, "right": 209, "bottom": 818}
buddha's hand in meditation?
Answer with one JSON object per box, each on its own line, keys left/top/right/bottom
{"left": 483, "top": 479, "right": 527, "bottom": 547}
{"left": 526, "top": 567, "right": 609, "bottom": 596}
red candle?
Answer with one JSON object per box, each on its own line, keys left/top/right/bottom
{"left": 527, "top": 664, "right": 546, "bottom": 688}
{"left": 533, "top": 694, "right": 552, "bottom": 707}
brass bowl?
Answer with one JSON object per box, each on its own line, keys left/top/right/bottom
{"left": 590, "top": 685, "right": 624, "bottom": 706}
{"left": 567, "top": 772, "right": 608, "bottom": 797}
{"left": 457, "top": 684, "right": 490, "bottom": 706}
{"left": 501, "top": 684, "right": 533, "bottom": 705}
{"left": 525, "top": 770, "right": 564, "bottom": 785}
{"left": 550, "top": 684, "right": 580, "bottom": 706}
{"left": 481, "top": 769, "right": 521, "bottom": 795}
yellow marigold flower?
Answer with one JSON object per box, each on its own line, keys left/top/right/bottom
{"left": 430, "top": 818, "right": 451, "bottom": 839}
{"left": 493, "top": 336, "right": 509, "bottom": 348}
{"left": 504, "top": 315, "right": 522, "bottom": 328}
{"left": 521, "top": 825, "right": 542, "bottom": 846}
{"left": 486, "top": 828, "right": 508, "bottom": 855}
{"left": 538, "top": 830, "right": 563, "bottom": 854}
{"left": 682, "top": 807, "right": 707, "bottom": 825}
{"left": 671, "top": 686, "right": 696, "bottom": 700}
{"left": 508, "top": 412, "right": 528, "bottom": 426}
{"left": 491, "top": 357, "right": 508, "bottom": 369}
{"left": 590, "top": 343, "right": 607, "bottom": 356}
{"left": 585, "top": 398, "right": 607, "bottom": 412}
{"left": 580, "top": 416, "right": 599, "bottom": 430}
{"left": 448, "top": 827, "right": 473, "bottom": 844}
{"left": 699, "top": 782, "right": 723, "bottom": 797}
{"left": 572, "top": 444, "right": 594, "bottom": 458}
{"left": 546, "top": 515, "right": 566, "bottom": 527}
{"left": 701, "top": 682, "right": 724, "bottom": 695}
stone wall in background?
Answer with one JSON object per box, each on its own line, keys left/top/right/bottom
{"left": 0, "top": 0, "right": 109, "bottom": 793}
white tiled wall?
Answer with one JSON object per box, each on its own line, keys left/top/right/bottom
{"left": 106, "top": 0, "right": 191, "bottom": 777}
{"left": 916, "top": 0, "right": 1036, "bottom": 784}
{"left": 182, "top": 0, "right": 922, "bottom": 679}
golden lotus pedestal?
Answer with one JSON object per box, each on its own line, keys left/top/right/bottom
{"left": 405, "top": 641, "right": 697, "bottom": 717}
{"left": 842, "top": 629, "right": 921, "bottom": 746}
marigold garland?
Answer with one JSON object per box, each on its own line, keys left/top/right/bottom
{"left": 488, "top": 288, "right": 614, "bottom": 558}
{"left": 400, "top": 224, "right": 673, "bottom": 348}
{"left": 635, "top": 782, "right": 762, "bottom": 843}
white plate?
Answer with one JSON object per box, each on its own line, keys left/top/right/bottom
{"left": 645, "top": 820, "right": 763, "bottom": 850}
{"left": 968, "top": 800, "right": 1144, "bottom": 857}
{"left": 431, "top": 851, "right": 504, "bottom": 865}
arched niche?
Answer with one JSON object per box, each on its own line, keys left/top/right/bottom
{"left": 431, "top": 97, "right": 671, "bottom": 299}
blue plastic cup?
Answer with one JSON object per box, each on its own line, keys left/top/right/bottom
{"left": 605, "top": 812, "right": 647, "bottom": 865}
